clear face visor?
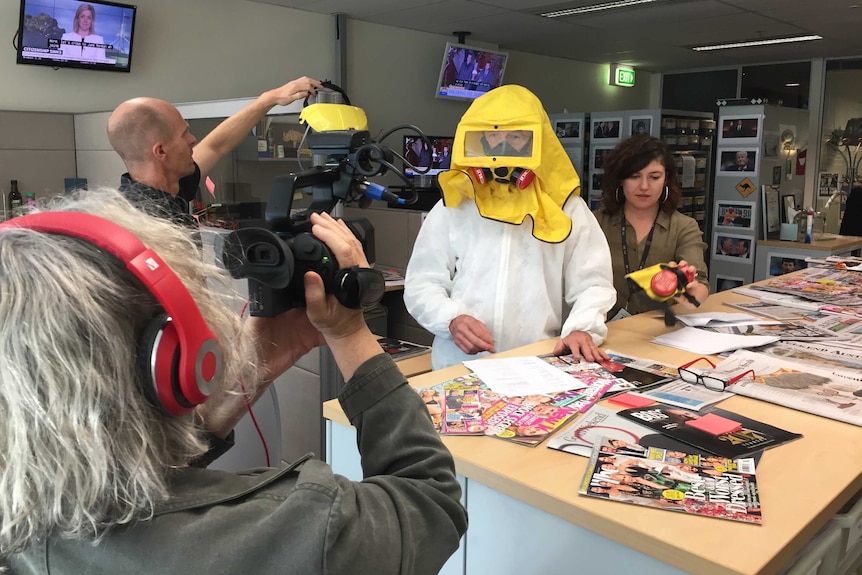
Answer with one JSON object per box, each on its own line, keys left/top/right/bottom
{"left": 463, "top": 129, "right": 535, "bottom": 159}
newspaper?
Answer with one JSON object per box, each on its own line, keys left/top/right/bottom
{"left": 631, "top": 379, "right": 730, "bottom": 411}
{"left": 752, "top": 268, "right": 862, "bottom": 305}
{"left": 711, "top": 349, "right": 862, "bottom": 426}
{"left": 757, "top": 337, "right": 862, "bottom": 371}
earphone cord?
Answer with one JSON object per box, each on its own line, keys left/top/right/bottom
{"left": 238, "top": 299, "right": 271, "bottom": 467}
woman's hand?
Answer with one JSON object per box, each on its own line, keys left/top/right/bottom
{"left": 674, "top": 260, "right": 709, "bottom": 308}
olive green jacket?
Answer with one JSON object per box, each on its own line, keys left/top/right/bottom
{"left": 7, "top": 354, "right": 467, "bottom": 574}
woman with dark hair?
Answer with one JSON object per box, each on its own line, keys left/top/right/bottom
{"left": 594, "top": 135, "right": 709, "bottom": 320}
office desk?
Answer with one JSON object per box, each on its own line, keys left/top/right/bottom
{"left": 323, "top": 289, "right": 862, "bottom": 575}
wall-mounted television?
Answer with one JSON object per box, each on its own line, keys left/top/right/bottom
{"left": 403, "top": 135, "right": 455, "bottom": 177}
{"left": 17, "top": 0, "right": 137, "bottom": 73}
{"left": 435, "top": 42, "right": 508, "bottom": 102}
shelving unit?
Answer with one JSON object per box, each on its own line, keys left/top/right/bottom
{"left": 711, "top": 103, "right": 809, "bottom": 291}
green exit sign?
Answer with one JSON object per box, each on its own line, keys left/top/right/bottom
{"left": 610, "top": 64, "right": 636, "bottom": 87}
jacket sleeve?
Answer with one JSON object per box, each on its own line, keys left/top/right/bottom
{"left": 560, "top": 201, "right": 616, "bottom": 343}
{"left": 674, "top": 216, "right": 709, "bottom": 284}
{"left": 403, "top": 202, "right": 467, "bottom": 338}
{"left": 323, "top": 353, "right": 468, "bottom": 575}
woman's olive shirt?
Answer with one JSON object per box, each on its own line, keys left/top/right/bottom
{"left": 594, "top": 208, "right": 708, "bottom": 317}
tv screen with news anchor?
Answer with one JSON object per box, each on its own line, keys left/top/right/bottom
{"left": 16, "top": 0, "right": 137, "bottom": 73}
{"left": 435, "top": 42, "right": 508, "bottom": 102}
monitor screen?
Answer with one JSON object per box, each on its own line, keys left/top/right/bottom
{"left": 17, "top": 0, "right": 137, "bottom": 73}
{"left": 403, "top": 135, "right": 455, "bottom": 177}
{"left": 435, "top": 42, "right": 508, "bottom": 102}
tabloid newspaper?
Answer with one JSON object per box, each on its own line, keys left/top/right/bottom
{"left": 711, "top": 349, "right": 862, "bottom": 427}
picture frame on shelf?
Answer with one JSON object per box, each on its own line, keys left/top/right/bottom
{"left": 629, "top": 115, "right": 653, "bottom": 137}
{"left": 818, "top": 172, "right": 840, "bottom": 197}
{"left": 591, "top": 118, "right": 622, "bottom": 140}
{"left": 717, "top": 148, "right": 759, "bottom": 174}
{"left": 761, "top": 185, "right": 780, "bottom": 240}
{"left": 716, "top": 275, "right": 746, "bottom": 292}
{"left": 592, "top": 146, "right": 614, "bottom": 170}
{"left": 553, "top": 118, "right": 583, "bottom": 144}
{"left": 718, "top": 115, "right": 761, "bottom": 145}
{"left": 712, "top": 231, "right": 754, "bottom": 263}
{"left": 768, "top": 253, "right": 808, "bottom": 277}
{"left": 714, "top": 200, "right": 755, "bottom": 231}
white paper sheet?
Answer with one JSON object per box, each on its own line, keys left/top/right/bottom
{"left": 462, "top": 356, "right": 589, "bottom": 396}
{"left": 675, "top": 312, "right": 776, "bottom": 327}
{"left": 652, "top": 326, "right": 779, "bottom": 354}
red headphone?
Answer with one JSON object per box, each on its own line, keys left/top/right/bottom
{"left": 469, "top": 166, "right": 535, "bottom": 189}
{"left": 0, "top": 212, "right": 223, "bottom": 416}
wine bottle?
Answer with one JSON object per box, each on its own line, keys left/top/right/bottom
{"left": 8, "top": 180, "right": 23, "bottom": 218}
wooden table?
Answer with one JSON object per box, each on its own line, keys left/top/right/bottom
{"left": 323, "top": 287, "right": 862, "bottom": 575}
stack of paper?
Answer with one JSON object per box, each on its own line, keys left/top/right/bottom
{"left": 652, "top": 326, "right": 779, "bottom": 354}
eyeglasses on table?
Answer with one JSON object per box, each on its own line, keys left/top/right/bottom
{"left": 677, "top": 357, "right": 755, "bottom": 392}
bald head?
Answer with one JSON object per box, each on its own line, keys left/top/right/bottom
{"left": 107, "top": 98, "right": 177, "bottom": 165}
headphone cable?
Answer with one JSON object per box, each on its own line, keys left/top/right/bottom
{"left": 238, "top": 299, "right": 271, "bottom": 467}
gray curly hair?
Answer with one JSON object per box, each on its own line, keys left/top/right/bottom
{"left": 0, "top": 188, "right": 258, "bottom": 557}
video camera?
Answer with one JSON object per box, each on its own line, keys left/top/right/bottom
{"left": 221, "top": 81, "right": 428, "bottom": 317}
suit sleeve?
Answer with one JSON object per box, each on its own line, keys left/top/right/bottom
{"left": 403, "top": 202, "right": 468, "bottom": 338}
{"left": 323, "top": 354, "right": 468, "bottom": 575}
{"left": 560, "top": 201, "right": 616, "bottom": 342}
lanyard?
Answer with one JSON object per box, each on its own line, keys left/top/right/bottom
{"left": 621, "top": 215, "right": 658, "bottom": 275}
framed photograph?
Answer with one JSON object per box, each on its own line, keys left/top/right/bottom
{"left": 629, "top": 115, "right": 653, "bottom": 137}
{"left": 593, "top": 146, "right": 614, "bottom": 170}
{"left": 818, "top": 172, "right": 840, "bottom": 197}
{"left": 718, "top": 115, "right": 761, "bottom": 144}
{"left": 772, "top": 165, "right": 782, "bottom": 185}
{"left": 763, "top": 131, "right": 780, "bottom": 158}
{"left": 591, "top": 171, "right": 603, "bottom": 193}
{"left": 716, "top": 275, "right": 746, "bottom": 292}
{"left": 717, "top": 148, "right": 759, "bottom": 174}
{"left": 715, "top": 200, "right": 755, "bottom": 230}
{"left": 781, "top": 194, "right": 797, "bottom": 224}
{"left": 768, "top": 253, "right": 808, "bottom": 277}
{"left": 562, "top": 144, "right": 581, "bottom": 164}
{"left": 592, "top": 118, "right": 622, "bottom": 140}
{"left": 553, "top": 118, "right": 582, "bottom": 143}
{"left": 712, "top": 232, "right": 755, "bottom": 263}
{"left": 762, "top": 185, "right": 780, "bottom": 239}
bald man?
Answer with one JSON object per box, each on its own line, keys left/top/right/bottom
{"left": 107, "top": 76, "right": 323, "bottom": 227}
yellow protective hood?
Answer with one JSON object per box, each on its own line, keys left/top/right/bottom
{"left": 438, "top": 85, "right": 580, "bottom": 243}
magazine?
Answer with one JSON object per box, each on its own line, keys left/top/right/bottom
{"left": 579, "top": 440, "right": 762, "bottom": 524}
{"left": 546, "top": 404, "right": 693, "bottom": 458}
{"left": 594, "top": 436, "right": 753, "bottom": 473}
{"left": 617, "top": 404, "right": 802, "bottom": 459}
{"left": 541, "top": 351, "right": 676, "bottom": 393}
{"left": 416, "top": 374, "right": 587, "bottom": 445}
{"left": 631, "top": 379, "right": 730, "bottom": 411}
{"left": 711, "top": 349, "right": 862, "bottom": 427}
{"left": 482, "top": 387, "right": 586, "bottom": 447}
{"left": 377, "top": 337, "right": 430, "bottom": 360}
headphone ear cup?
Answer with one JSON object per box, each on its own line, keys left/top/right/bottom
{"left": 511, "top": 168, "right": 536, "bottom": 189}
{"left": 470, "top": 167, "right": 492, "bottom": 185}
{"left": 136, "top": 315, "right": 190, "bottom": 416}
